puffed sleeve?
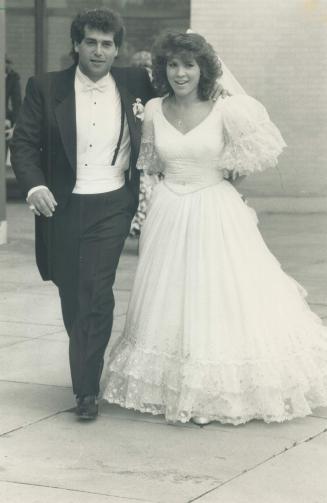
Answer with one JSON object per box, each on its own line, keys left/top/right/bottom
{"left": 136, "top": 98, "right": 165, "bottom": 176}
{"left": 219, "top": 95, "right": 286, "bottom": 177}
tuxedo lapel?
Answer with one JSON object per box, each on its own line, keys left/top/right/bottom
{"left": 54, "top": 66, "right": 77, "bottom": 172}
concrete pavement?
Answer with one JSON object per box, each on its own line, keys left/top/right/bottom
{"left": 0, "top": 200, "right": 327, "bottom": 503}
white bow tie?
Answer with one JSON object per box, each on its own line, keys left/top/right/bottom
{"left": 82, "top": 81, "right": 109, "bottom": 93}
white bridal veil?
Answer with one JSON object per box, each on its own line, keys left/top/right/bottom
{"left": 219, "top": 59, "right": 247, "bottom": 96}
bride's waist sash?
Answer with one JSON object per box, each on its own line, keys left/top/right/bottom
{"left": 163, "top": 170, "right": 224, "bottom": 194}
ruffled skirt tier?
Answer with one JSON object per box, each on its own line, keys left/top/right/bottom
{"left": 103, "top": 180, "right": 327, "bottom": 424}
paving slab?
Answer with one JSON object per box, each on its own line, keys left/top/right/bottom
{"left": 0, "top": 381, "right": 72, "bottom": 435}
{"left": 99, "top": 401, "right": 177, "bottom": 426}
{"left": 113, "top": 295, "right": 130, "bottom": 317}
{"left": 0, "top": 413, "right": 219, "bottom": 503}
{"left": 1, "top": 202, "right": 326, "bottom": 503}
{"left": 0, "top": 265, "right": 43, "bottom": 287}
{"left": 0, "top": 321, "right": 63, "bottom": 339}
{"left": 312, "top": 407, "right": 327, "bottom": 419}
{"left": 112, "top": 314, "right": 127, "bottom": 332}
{"left": 0, "top": 338, "right": 70, "bottom": 387}
{"left": 0, "top": 334, "right": 39, "bottom": 349}
{"left": 37, "top": 329, "right": 68, "bottom": 342}
{"left": 195, "top": 430, "right": 327, "bottom": 503}
{"left": 1, "top": 412, "right": 327, "bottom": 503}
{"left": 0, "top": 251, "right": 40, "bottom": 286}
{"left": 204, "top": 414, "right": 327, "bottom": 442}
{"left": 0, "top": 482, "right": 152, "bottom": 503}
{"left": 99, "top": 402, "right": 327, "bottom": 437}
{"left": 0, "top": 291, "right": 62, "bottom": 326}
{"left": 114, "top": 255, "right": 138, "bottom": 291}
{"left": 0, "top": 280, "right": 55, "bottom": 295}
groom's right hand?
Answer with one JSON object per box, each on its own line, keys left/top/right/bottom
{"left": 27, "top": 187, "right": 58, "bottom": 217}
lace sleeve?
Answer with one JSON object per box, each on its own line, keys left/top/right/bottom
{"left": 219, "top": 95, "right": 286, "bottom": 177}
{"left": 136, "top": 99, "right": 165, "bottom": 176}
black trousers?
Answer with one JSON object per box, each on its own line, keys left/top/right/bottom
{"left": 54, "top": 185, "right": 134, "bottom": 398}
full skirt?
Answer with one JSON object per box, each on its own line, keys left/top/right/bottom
{"left": 103, "top": 180, "right": 327, "bottom": 424}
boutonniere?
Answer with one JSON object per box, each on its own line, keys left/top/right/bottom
{"left": 132, "top": 98, "right": 145, "bottom": 122}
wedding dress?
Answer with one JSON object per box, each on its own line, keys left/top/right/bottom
{"left": 103, "top": 95, "right": 327, "bottom": 424}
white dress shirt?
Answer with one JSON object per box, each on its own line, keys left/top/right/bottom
{"left": 27, "top": 66, "right": 131, "bottom": 200}
{"left": 73, "top": 66, "right": 131, "bottom": 194}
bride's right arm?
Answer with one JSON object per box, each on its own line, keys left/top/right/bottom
{"left": 136, "top": 100, "right": 164, "bottom": 199}
{"left": 137, "top": 99, "right": 164, "bottom": 178}
{"left": 224, "top": 171, "right": 246, "bottom": 187}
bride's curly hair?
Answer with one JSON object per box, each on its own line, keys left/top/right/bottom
{"left": 152, "top": 32, "right": 223, "bottom": 100}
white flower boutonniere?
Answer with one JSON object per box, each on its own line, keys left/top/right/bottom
{"left": 132, "top": 98, "right": 145, "bottom": 122}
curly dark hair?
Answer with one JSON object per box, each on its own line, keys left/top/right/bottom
{"left": 70, "top": 8, "right": 125, "bottom": 64}
{"left": 152, "top": 32, "right": 223, "bottom": 100}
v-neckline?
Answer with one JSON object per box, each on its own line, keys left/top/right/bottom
{"left": 160, "top": 97, "right": 218, "bottom": 136}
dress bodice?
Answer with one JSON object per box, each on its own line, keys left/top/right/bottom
{"left": 137, "top": 95, "right": 286, "bottom": 191}
{"left": 153, "top": 99, "right": 225, "bottom": 189}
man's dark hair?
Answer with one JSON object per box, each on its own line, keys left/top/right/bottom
{"left": 70, "top": 8, "right": 125, "bottom": 64}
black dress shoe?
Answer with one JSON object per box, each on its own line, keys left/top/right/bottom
{"left": 76, "top": 395, "right": 98, "bottom": 420}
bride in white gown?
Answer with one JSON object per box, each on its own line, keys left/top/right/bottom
{"left": 103, "top": 31, "right": 327, "bottom": 425}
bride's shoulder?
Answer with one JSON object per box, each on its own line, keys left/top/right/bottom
{"left": 219, "top": 94, "right": 266, "bottom": 109}
{"left": 218, "top": 94, "right": 269, "bottom": 121}
{"left": 144, "top": 97, "right": 162, "bottom": 118}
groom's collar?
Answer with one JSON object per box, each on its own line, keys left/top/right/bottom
{"left": 55, "top": 65, "right": 128, "bottom": 102}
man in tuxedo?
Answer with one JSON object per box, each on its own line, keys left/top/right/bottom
{"left": 11, "top": 8, "right": 155, "bottom": 420}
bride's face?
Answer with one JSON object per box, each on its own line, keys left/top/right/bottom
{"left": 166, "top": 55, "right": 201, "bottom": 98}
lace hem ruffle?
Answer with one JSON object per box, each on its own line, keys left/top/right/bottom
{"left": 103, "top": 333, "right": 327, "bottom": 424}
{"left": 103, "top": 372, "right": 327, "bottom": 425}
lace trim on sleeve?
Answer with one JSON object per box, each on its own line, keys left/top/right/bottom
{"left": 136, "top": 98, "right": 165, "bottom": 176}
{"left": 219, "top": 95, "right": 287, "bottom": 177}
{"left": 136, "top": 137, "right": 164, "bottom": 175}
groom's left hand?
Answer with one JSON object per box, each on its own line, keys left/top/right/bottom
{"left": 211, "top": 82, "right": 231, "bottom": 102}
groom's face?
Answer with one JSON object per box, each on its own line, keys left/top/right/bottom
{"left": 74, "top": 27, "right": 118, "bottom": 82}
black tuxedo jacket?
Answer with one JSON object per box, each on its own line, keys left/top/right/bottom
{"left": 6, "top": 70, "right": 22, "bottom": 125}
{"left": 11, "top": 64, "right": 155, "bottom": 281}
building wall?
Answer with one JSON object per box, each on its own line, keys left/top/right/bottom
{"left": 6, "top": 8, "right": 35, "bottom": 98}
{"left": 7, "top": 1, "right": 326, "bottom": 203}
{"left": 192, "top": 0, "right": 327, "bottom": 201}
{"left": 46, "top": 12, "right": 190, "bottom": 73}
{"left": 6, "top": 0, "right": 189, "bottom": 92}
